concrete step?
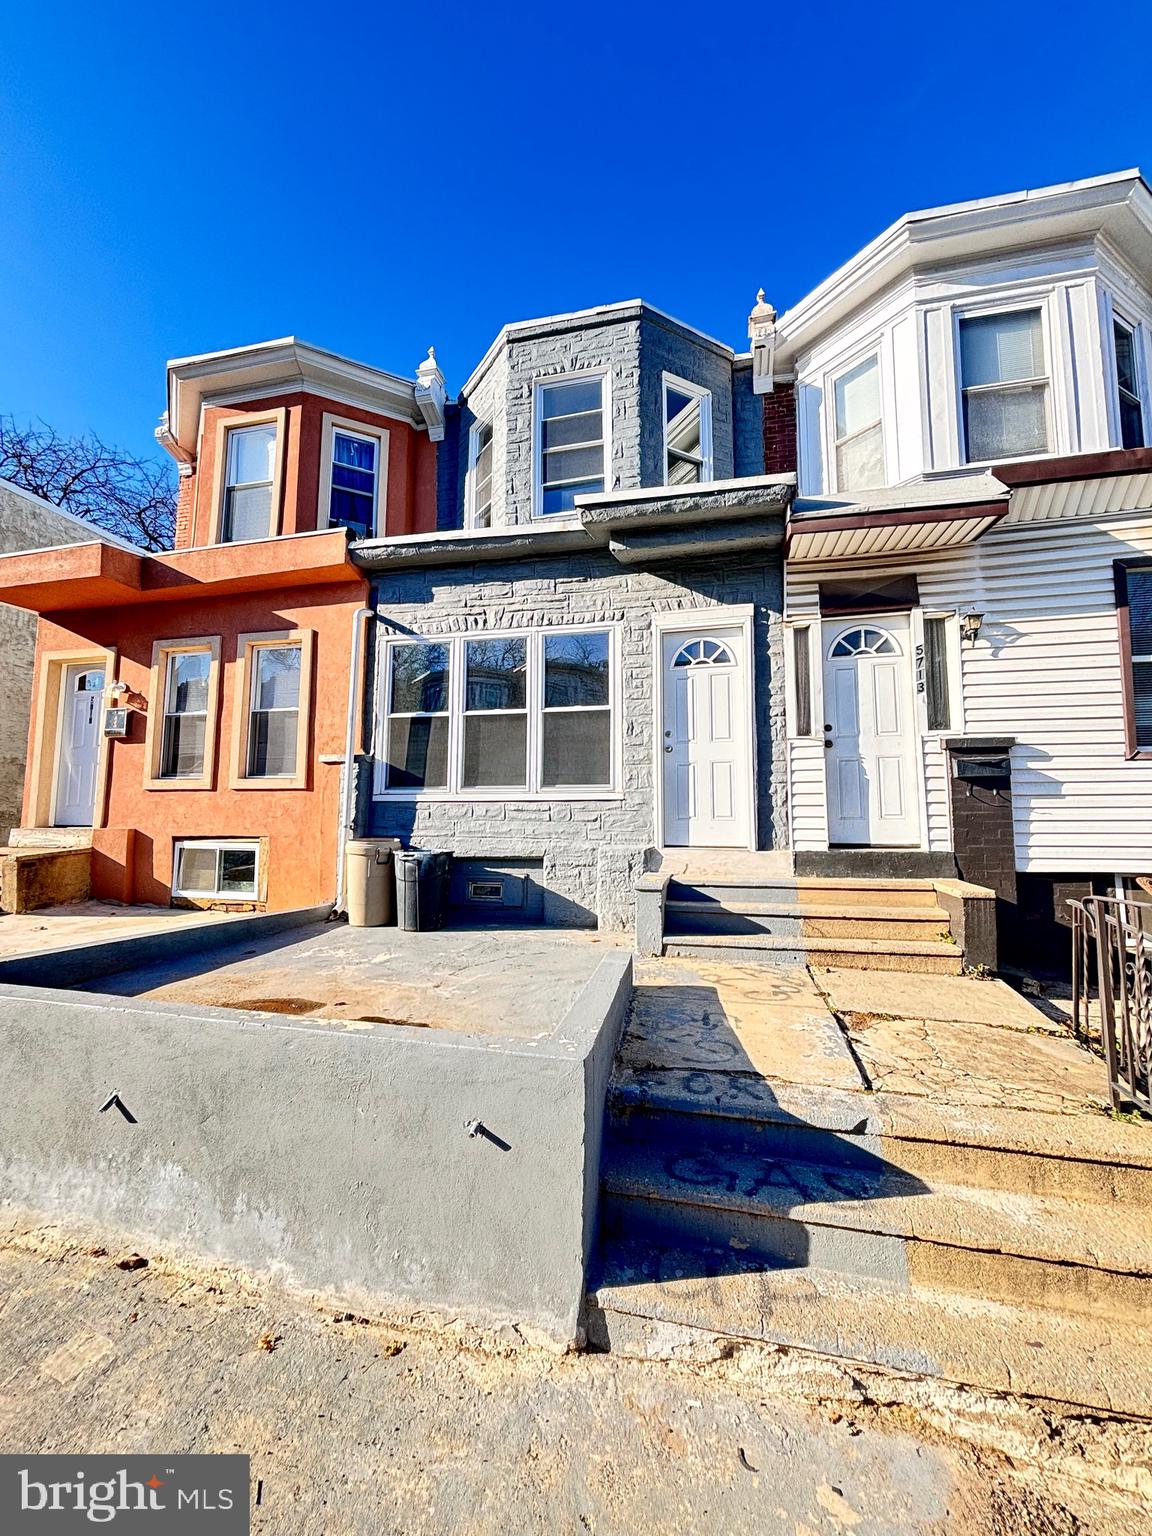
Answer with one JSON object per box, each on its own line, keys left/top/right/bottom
{"left": 662, "top": 933, "right": 964, "bottom": 974}
{"left": 664, "top": 900, "right": 951, "bottom": 942}
{"left": 599, "top": 1137, "right": 1152, "bottom": 1323}
{"left": 6, "top": 827, "right": 92, "bottom": 851}
{"left": 666, "top": 877, "right": 942, "bottom": 910}
{"left": 585, "top": 1236, "right": 1152, "bottom": 1418}
{"left": 608, "top": 1069, "right": 1152, "bottom": 1204}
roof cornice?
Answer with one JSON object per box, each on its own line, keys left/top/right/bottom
{"left": 164, "top": 338, "right": 425, "bottom": 456}
{"left": 774, "top": 170, "right": 1152, "bottom": 365}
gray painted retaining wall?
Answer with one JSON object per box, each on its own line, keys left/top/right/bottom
{"left": 0, "top": 935, "right": 633, "bottom": 1344}
{"left": 368, "top": 549, "right": 786, "bottom": 928}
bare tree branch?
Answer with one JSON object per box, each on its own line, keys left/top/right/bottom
{"left": 0, "top": 415, "right": 176, "bottom": 551}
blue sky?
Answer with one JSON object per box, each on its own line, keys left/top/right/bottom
{"left": 2, "top": 1, "right": 1151, "bottom": 465}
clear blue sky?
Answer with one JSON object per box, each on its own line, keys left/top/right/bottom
{"left": 2, "top": 1, "right": 1151, "bottom": 466}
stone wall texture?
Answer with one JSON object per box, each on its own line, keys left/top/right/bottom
{"left": 367, "top": 550, "right": 785, "bottom": 928}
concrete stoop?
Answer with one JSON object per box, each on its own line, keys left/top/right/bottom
{"left": 653, "top": 874, "right": 977, "bottom": 974}
{"left": 590, "top": 1068, "right": 1152, "bottom": 1415}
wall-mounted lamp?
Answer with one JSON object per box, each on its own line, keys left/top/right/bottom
{"left": 960, "top": 610, "right": 985, "bottom": 644}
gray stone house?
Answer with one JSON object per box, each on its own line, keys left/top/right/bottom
{"left": 354, "top": 301, "right": 789, "bottom": 928}
{"left": 0, "top": 478, "right": 136, "bottom": 846}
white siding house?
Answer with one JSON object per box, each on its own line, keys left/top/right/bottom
{"left": 761, "top": 170, "right": 1152, "bottom": 958}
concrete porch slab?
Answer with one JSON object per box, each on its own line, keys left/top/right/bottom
{"left": 0, "top": 901, "right": 233, "bottom": 959}
{"left": 81, "top": 921, "right": 621, "bottom": 1041}
{"left": 621, "top": 956, "right": 866, "bottom": 1092}
{"left": 843, "top": 1013, "right": 1111, "bottom": 1115}
{"left": 814, "top": 967, "right": 1063, "bottom": 1033}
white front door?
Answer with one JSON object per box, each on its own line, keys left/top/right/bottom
{"left": 54, "top": 664, "right": 105, "bottom": 826}
{"left": 661, "top": 626, "right": 751, "bottom": 848}
{"left": 822, "top": 617, "right": 920, "bottom": 847}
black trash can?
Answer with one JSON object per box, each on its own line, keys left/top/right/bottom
{"left": 395, "top": 851, "right": 452, "bottom": 932}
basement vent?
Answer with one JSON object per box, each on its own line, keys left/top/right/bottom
{"left": 468, "top": 880, "right": 505, "bottom": 903}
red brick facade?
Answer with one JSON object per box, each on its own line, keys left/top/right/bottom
{"left": 762, "top": 381, "right": 797, "bottom": 475}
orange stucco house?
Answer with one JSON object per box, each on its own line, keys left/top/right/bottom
{"left": 0, "top": 339, "right": 444, "bottom": 911}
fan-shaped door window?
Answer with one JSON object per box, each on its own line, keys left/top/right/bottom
{"left": 829, "top": 626, "right": 899, "bottom": 658}
{"left": 672, "top": 638, "right": 736, "bottom": 668}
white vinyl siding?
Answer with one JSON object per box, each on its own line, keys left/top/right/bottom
{"left": 785, "top": 508, "right": 1152, "bottom": 871}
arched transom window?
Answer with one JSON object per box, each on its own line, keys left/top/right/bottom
{"left": 829, "top": 627, "right": 899, "bottom": 658}
{"left": 672, "top": 638, "right": 736, "bottom": 668}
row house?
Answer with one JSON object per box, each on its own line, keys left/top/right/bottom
{"left": 1, "top": 170, "right": 1150, "bottom": 971}
{"left": 762, "top": 168, "right": 1152, "bottom": 956}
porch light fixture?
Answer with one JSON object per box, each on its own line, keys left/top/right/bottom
{"left": 960, "top": 610, "right": 985, "bottom": 644}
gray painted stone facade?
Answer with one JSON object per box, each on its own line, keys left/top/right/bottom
{"left": 0, "top": 480, "right": 127, "bottom": 845}
{"left": 367, "top": 551, "right": 784, "bottom": 929}
{"left": 365, "top": 303, "right": 781, "bottom": 931}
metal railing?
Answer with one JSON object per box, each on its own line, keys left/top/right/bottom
{"left": 1069, "top": 894, "right": 1152, "bottom": 1115}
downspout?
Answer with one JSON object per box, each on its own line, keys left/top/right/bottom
{"left": 334, "top": 605, "right": 373, "bottom": 914}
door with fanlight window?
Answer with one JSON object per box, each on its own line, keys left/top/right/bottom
{"left": 661, "top": 627, "right": 751, "bottom": 848}
{"left": 822, "top": 618, "right": 920, "bottom": 846}
{"left": 54, "top": 664, "right": 105, "bottom": 826}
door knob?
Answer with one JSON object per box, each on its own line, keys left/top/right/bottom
{"left": 823, "top": 739, "right": 833, "bottom": 749}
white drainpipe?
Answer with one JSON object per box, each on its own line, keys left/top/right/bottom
{"left": 334, "top": 606, "right": 373, "bottom": 913}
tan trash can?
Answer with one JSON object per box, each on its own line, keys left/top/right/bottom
{"left": 345, "top": 839, "right": 401, "bottom": 927}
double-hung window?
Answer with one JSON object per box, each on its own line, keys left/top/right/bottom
{"left": 1114, "top": 318, "right": 1145, "bottom": 450}
{"left": 468, "top": 421, "right": 494, "bottom": 528}
{"left": 663, "top": 376, "right": 712, "bottom": 485}
{"left": 1116, "top": 562, "right": 1152, "bottom": 756}
{"left": 160, "top": 649, "right": 212, "bottom": 778}
{"left": 247, "top": 644, "right": 302, "bottom": 777}
{"left": 832, "top": 355, "right": 885, "bottom": 492}
{"left": 535, "top": 375, "right": 607, "bottom": 514}
{"left": 222, "top": 424, "right": 277, "bottom": 542}
{"left": 382, "top": 641, "right": 451, "bottom": 789}
{"left": 959, "top": 309, "right": 1050, "bottom": 462}
{"left": 378, "top": 627, "right": 616, "bottom": 795}
{"left": 328, "top": 429, "right": 379, "bottom": 538}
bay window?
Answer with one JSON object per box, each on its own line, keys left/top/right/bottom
{"left": 1114, "top": 318, "right": 1145, "bottom": 450}
{"left": 832, "top": 355, "right": 885, "bottom": 492}
{"left": 377, "top": 627, "right": 618, "bottom": 796}
{"left": 663, "top": 376, "right": 712, "bottom": 485}
{"left": 222, "top": 423, "right": 277, "bottom": 542}
{"left": 959, "top": 309, "right": 1049, "bottom": 462}
{"left": 328, "top": 429, "right": 378, "bottom": 538}
{"left": 468, "top": 421, "right": 494, "bottom": 528}
{"left": 535, "top": 375, "right": 607, "bottom": 514}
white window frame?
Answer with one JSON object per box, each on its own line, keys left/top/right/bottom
{"left": 661, "top": 372, "right": 713, "bottom": 485}
{"left": 828, "top": 351, "right": 886, "bottom": 494}
{"left": 374, "top": 623, "right": 622, "bottom": 801}
{"left": 531, "top": 369, "right": 612, "bottom": 519}
{"left": 466, "top": 419, "right": 495, "bottom": 529}
{"left": 910, "top": 609, "right": 963, "bottom": 738}
{"left": 1111, "top": 311, "right": 1147, "bottom": 451}
{"left": 785, "top": 621, "right": 816, "bottom": 738}
{"left": 953, "top": 299, "right": 1055, "bottom": 467}
{"left": 173, "top": 838, "right": 261, "bottom": 901}
{"left": 214, "top": 417, "right": 284, "bottom": 544}
{"left": 318, "top": 414, "right": 389, "bottom": 540}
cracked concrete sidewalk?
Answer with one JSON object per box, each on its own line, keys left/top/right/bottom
{"left": 0, "top": 1221, "right": 1140, "bottom": 1536}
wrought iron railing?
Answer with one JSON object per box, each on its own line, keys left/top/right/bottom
{"left": 1069, "top": 894, "right": 1152, "bottom": 1115}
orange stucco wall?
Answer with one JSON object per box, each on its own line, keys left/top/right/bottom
{"left": 28, "top": 578, "right": 368, "bottom": 911}
{"left": 176, "top": 392, "right": 437, "bottom": 549}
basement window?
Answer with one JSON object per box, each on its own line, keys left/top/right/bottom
{"left": 174, "top": 840, "right": 260, "bottom": 900}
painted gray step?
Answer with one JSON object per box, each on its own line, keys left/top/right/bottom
{"left": 662, "top": 934, "right": 963, "bottom": 973}
{"left": 663, "top": 901, "right": 949, "bottom": 940}
{"left": 585, "top": 1236, "right": 1152, "bottom": 1418}
{"left": 599, "top": 1137, "right": 1152, "bottom": 1321}
{"left": 666, "top": 878, "right": 940, "bottom": 909}
{"left": 609, "top": 1067, "right": 1152, "bottom": 1204}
